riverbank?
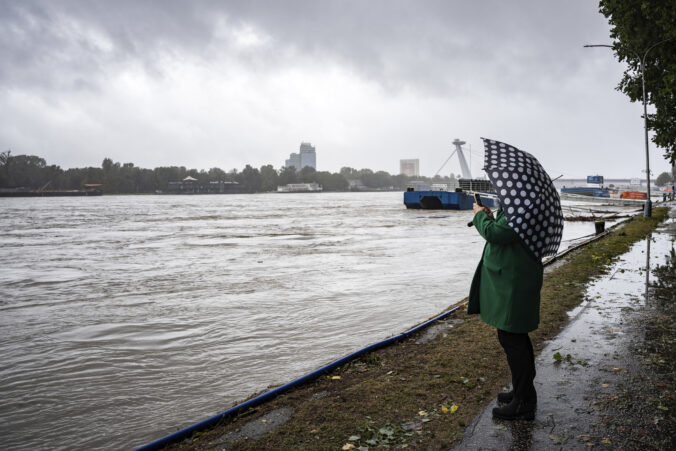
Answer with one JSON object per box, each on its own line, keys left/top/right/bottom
{"left": 165, "top": 207, "right": 671, "bottom": 450}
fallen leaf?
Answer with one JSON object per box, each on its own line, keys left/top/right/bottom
{"left": 441, "top": 405, "right": 449, "bottom": 414}
{"left": 450, "top": 404, "right": 459, "bottom": 414}
{"left": 494, "top": 424, "right": 507, "bottom": 431}
{"left": 418, "top": 410, "right": 428, "bottom": 416}
{"left": 379, "top": 426, "right": 395, "bottom": 436}
{"left": 601, "top": 383, "right": 609, "bottom": 388}
{"left": 549, "top": 434, "right": 567, "bottom": 444}
{"left": 348, "top": 435, "right": 360, "bottom": 441}
{"left": 657, "top": 405, "right": 668, "bottom": 411}
{"left": 310, "top": 429, "right": 319, "bottom": 433}
{"left": 342, "top": 444, "right": 355, "bottom": 450}
{"left": 553, "top": 352, "right": 562, "bottom": 362}
{"left": 331, "top": 376, "right": 341, "bottom": 380}
{"left": 601, "top": 438, "right": 611, "bottom": 444}
{"left": 401, "top": 421, "right": 422, "bottom": 431}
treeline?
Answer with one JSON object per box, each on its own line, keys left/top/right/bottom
{"left": 0, "top": 151, "right": 456, "bottom": 194}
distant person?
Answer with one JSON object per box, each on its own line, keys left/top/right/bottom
{"left": 672, "top": 185, "right": 675, "bottom": 201}
{"left": 664, "top": 193, "right": 668, "bottom": 202}
{"left": 467, "top": 203, "right": 543, "bottom": 421}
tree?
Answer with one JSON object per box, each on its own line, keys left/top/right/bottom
{"left": 259, "top": 164, "right": 278, "bottom": 192}
{"left": 655, "top": 171, "right": 673, "bottom": 186}
{"left": 298, "top": 165, "right": 317, "bottom": 183}
{"left": 207, "top": 167, "right": 227, "bottom": 182}
{"left": 237, "top": 164, "right": 261, "bottom": 192}
{"left": 5, "top": 154, "right": 51, "bottom": 188}
{"left": 599, "top": 0, "right": 676, "bottom": 164}
{"left": 0, "top": 150, "right": 10, "bottom": 187}
{"left": 278, "top": 166, "right": 297, "bottom": 185}
{"left": 102, "top": 158, "right": 113, "bottom": 173}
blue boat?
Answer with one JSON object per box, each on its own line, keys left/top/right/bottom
{"left": 403, "top": 138, "right": 496, "bottom": 210}
{"left": 560, "top": 186, "right": 610, "bottom": 198}
{"left": 560, "top": 175, "right": 609, "bottom": 198}
{"left": 404, "top": 189, "right": 497, "bottom": 209}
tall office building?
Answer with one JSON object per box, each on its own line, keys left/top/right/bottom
{"left": 285, "top": 153, "right": 301, "bottom": 170}
{"left": 285, "top": 142, "right": 317, "bottom": 171}
{"left": 400, "top": 159, "right": 420, "bottom": 177}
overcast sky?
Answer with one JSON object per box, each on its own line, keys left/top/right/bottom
{"left": 1, "top": 0, "right": 672, "bottom": 178}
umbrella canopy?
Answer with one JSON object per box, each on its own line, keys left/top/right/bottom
{"left": 481, "top": 138, "right": 563, "bottom": 260}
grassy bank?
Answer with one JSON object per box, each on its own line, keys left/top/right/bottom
{"left": 171, "top": 208, "right": 668, "bottom": 451}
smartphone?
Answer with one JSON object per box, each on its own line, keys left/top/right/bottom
{"left": 474, "top": 193, "right": 483, "bottom": 206}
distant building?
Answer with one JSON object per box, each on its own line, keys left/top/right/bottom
{"left": 285, "top": 153, "right": 301, "bottom": 170}
{"left": 400, "top": 159, "right": 420, "bottom": 177}
{"left": 285, "top": 142, "right": 317, "bottom": 171}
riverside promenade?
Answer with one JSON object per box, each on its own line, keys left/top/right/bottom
{"left": 166, "top": 205, "right": 675, "bottom": 451}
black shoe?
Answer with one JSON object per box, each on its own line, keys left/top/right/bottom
{"left": 492, "top": 398, "right": 536, "bottom": 421}
{"left": 497, "top": 390, "right": 514, "bottom": 404}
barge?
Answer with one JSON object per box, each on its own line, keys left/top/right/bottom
{"left": 403, "top": 138, "right": 496, "bottom": 210}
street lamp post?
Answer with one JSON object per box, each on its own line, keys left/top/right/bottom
{"left": 584, "top": 39, "right": 671, "bottom": 217}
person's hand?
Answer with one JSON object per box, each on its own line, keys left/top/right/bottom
{"left": 474, "top": 204, "right": 494, "bottom": 218}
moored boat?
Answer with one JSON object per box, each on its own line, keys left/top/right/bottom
{"left": 403, "top": 139, "right": 496, "bottom": 210}
{"left": 404, "top": 187, "right": 497, "bottom": 209}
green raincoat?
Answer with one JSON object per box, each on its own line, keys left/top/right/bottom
{"left": 467, "top": 209, "right": 543, "bottom": 333}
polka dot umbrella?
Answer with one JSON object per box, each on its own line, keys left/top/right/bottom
{"left": 481, "top": 138, "right": 563, "bottom": 259}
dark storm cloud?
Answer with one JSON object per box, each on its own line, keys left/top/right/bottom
{"left": 0, "top": 0, "right": 609, "bottom": 96}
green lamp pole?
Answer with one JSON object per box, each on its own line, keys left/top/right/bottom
{"left": 584, "top": 39, "right": 671, "bottom": 217}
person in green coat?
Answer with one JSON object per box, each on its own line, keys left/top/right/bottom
{"left": 468, "top": 203, "right": 543, "bottom": 420}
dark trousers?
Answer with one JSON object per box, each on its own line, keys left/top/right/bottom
{"left": 497, "top": 329, "right": 536, "bottom": 403}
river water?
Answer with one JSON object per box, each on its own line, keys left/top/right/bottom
{"left": 0, "top": 192, "right": 635, "bottom": 449}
